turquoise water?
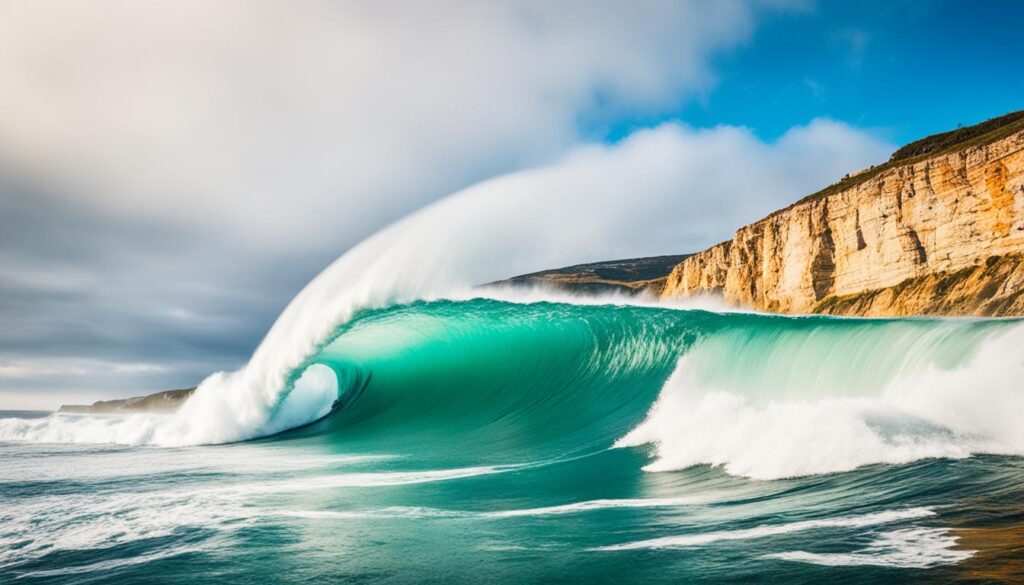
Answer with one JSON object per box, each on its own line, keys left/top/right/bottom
{"left": 2, "top": 300, "right": 1024, "bottom": 583}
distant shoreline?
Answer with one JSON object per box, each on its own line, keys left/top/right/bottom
{"left": 58, "top": 387, "right": 195, "bottom": 415}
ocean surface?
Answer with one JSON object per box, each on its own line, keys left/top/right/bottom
{"left": 3, "top": 299, "right": 1024, "bottom": 583}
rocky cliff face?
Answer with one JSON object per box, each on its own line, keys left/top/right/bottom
{"left": 495, "top": 255, "right": 690, "bottom": 296}
{"left": 58, "top": 387, "right": 195, "bottom": 414}
{"left": 661, "top": 120, "right": 1024, "bottom": 317}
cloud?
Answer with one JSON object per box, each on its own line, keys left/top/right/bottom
{"left": 0, "top": 359, "right": 166, "bottom": 380}
{"left": 834, "top": 27, "right": 870, "bottom": 68}
{"left": 0, "top": 0, "right": 765, "bottom": 250}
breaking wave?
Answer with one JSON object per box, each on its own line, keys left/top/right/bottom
{"left": 2, "top": 149, "right": 1022, "bottom": 480}
{"left": 3, "top": 293, "right": 1022, "bottom": 480}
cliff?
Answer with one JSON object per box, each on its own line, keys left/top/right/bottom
{"left": 660, "top": 112, "right": 1024, "bottom": 317}
{"left": 58, "top": 387, "right": 195, "bottom": 414}
{"left": 495, "top": 254, "right": 691, "bottom": 296}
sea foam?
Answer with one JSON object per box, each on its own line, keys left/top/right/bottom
{"left": 617, "top": 321, "right": 1024, "bottom": 479}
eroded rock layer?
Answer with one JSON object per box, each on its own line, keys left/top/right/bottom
{"left": 661, "top": 123, "right": 1024, "bottom": 316}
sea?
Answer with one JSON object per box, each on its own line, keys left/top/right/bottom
{"left": 2, "top": 299, "right": 1024, "bottom": 583}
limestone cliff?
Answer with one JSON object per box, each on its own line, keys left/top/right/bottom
{"left": 661, "top": 112, "right": 1024, "bottom": 317}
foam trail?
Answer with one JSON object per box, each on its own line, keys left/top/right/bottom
{"left": 272, "top": 497, "right": 719, "bottom": 521}
{"left": 593, "top": 508, "right": 936, "bottom": 551}
{"left": 479, "top": 497, "right": 716, "bottom": 518}
{"left": 765, "top": 527, "right": 974, "bottom": 568}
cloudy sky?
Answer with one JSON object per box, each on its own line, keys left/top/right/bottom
{"left": 1, "top": 0, "right": 1021, "bottom": 409}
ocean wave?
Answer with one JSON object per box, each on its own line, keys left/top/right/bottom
{"left": 617, "top": 321, "right": 1024, "bottom": 479}
{"left": 2, "top": 298, "right": 1022, "bottom": 484}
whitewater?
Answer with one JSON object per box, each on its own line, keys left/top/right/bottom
{"left": 3, "top": 172, "right": 1024, "bottom": 583}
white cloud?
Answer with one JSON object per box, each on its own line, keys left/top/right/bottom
{"left": 0, "top": 358, "right": 166, "bottom": 380}
{"left": 0, "top": 0, "right": 765, "bottom": 251}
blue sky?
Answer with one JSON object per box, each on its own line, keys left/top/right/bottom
{"left": 0, "top": 1, "right": 1020, "bottom": 407}
{"left": 600, "top": 0, "right": 1023, "bottom": 144}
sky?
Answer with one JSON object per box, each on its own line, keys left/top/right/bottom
{"left": 0, "top": 0, "right": 1021, "bottom": 409}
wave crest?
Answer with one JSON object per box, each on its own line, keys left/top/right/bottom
{"left": 617, "top": 321, "right": 1024, "bottom": 479}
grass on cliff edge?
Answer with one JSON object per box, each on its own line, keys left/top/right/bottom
{"left": 783, "top": 110, "right": 1024, "bottom": 213}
